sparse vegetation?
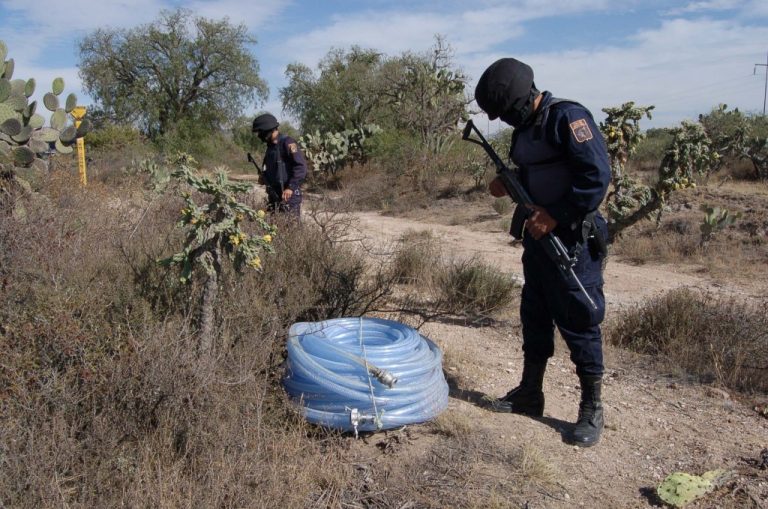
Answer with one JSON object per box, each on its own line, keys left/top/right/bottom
{"left": 607, "top": 288, "right": 768, "bottom": 393}
{"left": 389, "top": 229, "right": 442, "bottom": 285}
{"left": 3, "top": 18, "right": 768, "bottom": 509}
{"left": 436, "top": 257, "right": 518, "bottom": 318}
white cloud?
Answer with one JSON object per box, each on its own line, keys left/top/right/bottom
{"left": 665, "top": 0, "right": 768, "bottom": 17}
{"left": 510, "top": 18, "right": 768, "bottom": 127}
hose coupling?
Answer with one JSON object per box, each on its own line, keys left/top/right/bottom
{"left": 369, "top": 367, "right": 398, "bottom": 388}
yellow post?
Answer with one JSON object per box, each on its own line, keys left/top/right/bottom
{"left": 70, "top": 106, "right": 88, "bottom": 186}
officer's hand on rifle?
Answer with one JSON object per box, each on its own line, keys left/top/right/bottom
{"left": 526, "top": 205, "right": 557, "bottom": 240}
{"left": 488, "top": 177, "right": 506, "bottom": 198}
{"left": 282, "top": 188, "right": 293, "bottom": 202}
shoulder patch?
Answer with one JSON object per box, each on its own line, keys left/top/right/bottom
{"left": 569, "top": 118, "right": 593, "bottom": 143}
{"left": 288, "top": 142, "right": 298, "bottom": 154}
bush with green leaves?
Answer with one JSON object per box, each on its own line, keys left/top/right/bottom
{"left": 0, "top": 39, "right": 90, "bottom": 204}
{"left": 159, "top": 154, "right": 276, "bottom": 354}
{"left": 699, "top": 104, "right": 768, "bottom": 180}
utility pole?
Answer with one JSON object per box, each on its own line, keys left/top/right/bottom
{"left": 755, "top": 50, "right": 768, "bottom": 115}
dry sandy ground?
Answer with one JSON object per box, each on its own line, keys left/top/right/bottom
{"left": 336, "top": 208, "right": 768, "bottom": 508}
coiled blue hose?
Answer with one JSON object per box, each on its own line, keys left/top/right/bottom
{"left": 283, "top": 317, "right": 449, "bottom": 433}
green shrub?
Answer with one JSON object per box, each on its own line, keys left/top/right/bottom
{"left": 631, "top": 128, "right": 673, "bottom": 171}
{"left": 85, "top": 123, "right": 145, "bottom": 151}
{"left": 607, "top": 288, "right": 768, "bottom": 393}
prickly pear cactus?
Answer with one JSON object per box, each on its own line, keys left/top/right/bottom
{"left": 656, "top": 469, "right": 729, "bottom": 507}
{"left": 0, "top": 39, "right": 91, "bottom": 193}
{"left": 299, "top": 124, "right": 381, "bottom": 175}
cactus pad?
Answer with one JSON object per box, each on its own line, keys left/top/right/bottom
{"left": 10, "top": 79, "right": 25, "bottom": 95}
{"left": 0, "top": 41, "right": 7, "bottom": 63}
{"left": 28, "top": 138, "right": 48, "bottom": 154}
{"left": 52, "top": 77, "right": 64, "bottom": 95}
{"left": 24, "top": 78, "right": 35, "bottom": 98}
{"left": 23, "top": 100, "right": 37, "bottom": 119}
{"left": 11, "top": 125, "right": 32, "bottom": 144}
{"left": 1, "top": 118, "right": 21, "bottom": 136}
{"left": 34, "top": 127, "right": 59, "bottom": 143}
{"left": 28, "top": 113, "right": 45, "bottom": 129}
{"left": 2, "top": 58, "right": 14, "bottom": 80}
{"left": 65, "top": 93, "right": 77, "bottom": 113}
{"left": 6, "top": 92, "right": 27, "bottom": 112}
{"left": 657, "top": 470, "right": 727, "bottom": 507}
{"left": 50, "top": 109, "right": 66, "bottom": 130}
{"left": 0, "top": 102, "right": 16, "bottom": 123}
{"left": 12, "top": 146, "right": 34, "bottom": 166}
{"left": 59, "top": 125, "right": 77, "bottom": 145}
{"left": 0, "top": 79, "right": 10, "bottom": 102}
{"left": 55, "top": 138, "right": 73, "bottom": 154}
{"left": 43, "top": 92, "right": 59, "bottom": 112}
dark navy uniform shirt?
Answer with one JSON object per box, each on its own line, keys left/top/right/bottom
{"left": 510, "top": 91, "right": 610, "bottom": 230}
{"left": 262, "top": 135, "right": 308, "bottom": 192}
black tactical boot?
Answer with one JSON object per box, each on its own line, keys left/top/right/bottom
{"left": 570, "top": 375, "right": 604, "bottom": 447}
{"left": 490, "top": 360, "right": 546, "bottom": 416}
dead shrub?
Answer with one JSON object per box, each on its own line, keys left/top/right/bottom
{"left": 390, "top": 229, "right": 441, "bottom": 285}
{"left": 606, "top": 288, "right": 768, "bottom": 393}
{"left": 491, "top": 196, "right": 513, "bottom": 216}
{"left": 436, "top": 257, "right": 518, "bottom": 318}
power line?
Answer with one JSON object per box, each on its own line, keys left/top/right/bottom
{"left": 755, "top": 50, "right": 768, "bottom": 115}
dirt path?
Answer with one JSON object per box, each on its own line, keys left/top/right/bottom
{"left": 343, "top": 209, "right": 768, "bottom": 508}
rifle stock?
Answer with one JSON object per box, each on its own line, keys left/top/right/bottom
{"left": 462, "top": 120, "right": 597, "bottom": 309}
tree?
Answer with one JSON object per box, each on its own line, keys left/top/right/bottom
{"left": 78, "top": 9, "right": 268, "bottom": 139}
{"left": 381, "top": 36, "right": 470, "bottom": 153}
{"left": 280, "top": 47, "right": 384, "bottom": 133}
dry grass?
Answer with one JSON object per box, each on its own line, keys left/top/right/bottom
{"left": 5, "top": 162, "right": 538, "bottom": 508}
{"left": 606, "top": 287, "right": 768, "bottom": 393}
{"left": 610, "top": 182, "right": 768, "bottom": 282}
{"left": 389, "top": 229, "right": 442, "bottom": 285}
{"left": 435, "top": 257, "right": 519, "bottom": 318}
{"left": 0, "top": 166, "right": 399, "bottom": 507}
{"left": 428, "top": 409, "right": 474, "bottom": 438}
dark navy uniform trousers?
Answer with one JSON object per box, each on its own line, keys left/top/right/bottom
{"left": 520, "top": 215, "right": 607, "bottom": 377}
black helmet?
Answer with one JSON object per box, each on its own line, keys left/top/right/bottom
{"left": 252, "top": 113, "right": 279, "bottom": 133}
{"left": 475, "top": 58, "right": 538, "bottom": 126}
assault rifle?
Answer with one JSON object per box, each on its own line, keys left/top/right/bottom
{"left": 462, "top": 120, "right": 596, "bottom": 309}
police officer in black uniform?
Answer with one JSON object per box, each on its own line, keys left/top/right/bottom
{"left": 252, "top": 113, "right": 307, "bottom": 216}
{"left": 474, "top": 58, "right": 610, "bottom": 447}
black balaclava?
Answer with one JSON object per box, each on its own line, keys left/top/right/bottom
{"left": 475, "top": 58, "right": 540, "bottom": 128}
{"left": 252, "top": 113, "right": 279, "bottom": 142}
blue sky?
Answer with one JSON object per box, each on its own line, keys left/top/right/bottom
{"left": 2, "top": 0, "right": 767, "bottom": 131}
